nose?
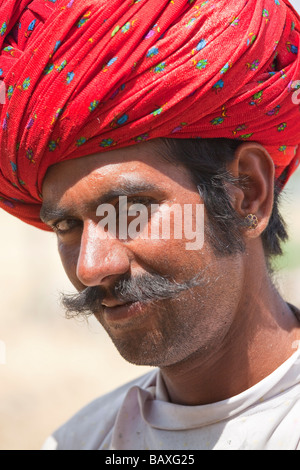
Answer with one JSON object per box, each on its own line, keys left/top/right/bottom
{"left": 76, "top": 220, "right": 130, "bottom": 287}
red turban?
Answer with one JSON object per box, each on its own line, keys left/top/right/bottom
{"left": 0, "top": 0, "right": 299, "bottom": 230}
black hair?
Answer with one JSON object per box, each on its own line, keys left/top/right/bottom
{"left": 154, "top": 137, "right": 288, "bottom": 259}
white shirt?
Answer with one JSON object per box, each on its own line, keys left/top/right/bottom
{"left": 43, "top": 346, "right": 300, "bottom": 450}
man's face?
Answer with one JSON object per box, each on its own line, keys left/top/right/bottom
{"left": 41, "top": 141, "right": 245, "bottom": 368}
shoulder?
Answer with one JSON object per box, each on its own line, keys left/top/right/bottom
{"left": 43, "top": 369, "right": 158, "bottom": 450}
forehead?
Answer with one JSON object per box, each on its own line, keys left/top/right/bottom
{"left": 41, "top": 141, "right": 195, "bottom": 205}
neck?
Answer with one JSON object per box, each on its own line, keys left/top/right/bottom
{"left": 160, "top": 259, "right": 300, "bottom": 406}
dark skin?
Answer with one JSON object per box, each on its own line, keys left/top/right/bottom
{"left": 41, "top": 140, "right": 300, "bottom": 406}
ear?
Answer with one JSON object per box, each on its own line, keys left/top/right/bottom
{"left": 227, "top": 142, "right": 275, "bottom": 237}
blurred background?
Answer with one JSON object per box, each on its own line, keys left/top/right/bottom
{"left": 0, "top": 0, "right": 300, "bottom": 451}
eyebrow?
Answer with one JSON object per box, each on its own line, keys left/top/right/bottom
{"left": 40, "top": 179, "right": 161, "bottom": 224}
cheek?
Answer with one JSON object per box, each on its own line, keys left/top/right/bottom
{"left": 128, "top": 202, "right": 208, "bottom": 278}
{"left": 130, "top": 237, "right": 210, "bottom": 281}
{"left": 58, "top": 242, "right": 82, "bottom": 290}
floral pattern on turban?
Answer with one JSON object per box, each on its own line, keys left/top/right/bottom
{"left": 0, "top": 0, "right": 299, "bottom": 229}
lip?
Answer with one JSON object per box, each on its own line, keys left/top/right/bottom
{"left": 102, "top": 300, "right": 147, "bottom": 323}
{"left": 101, "top": 300, "right": 127, "bottom": 308}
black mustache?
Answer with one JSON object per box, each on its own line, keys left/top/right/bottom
{"left": 60, "top": 272, "right": 205, "bottom": 318}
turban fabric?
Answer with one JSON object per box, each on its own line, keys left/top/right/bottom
{"left": 0, "top": 0, "right": 299, "bottom": 230}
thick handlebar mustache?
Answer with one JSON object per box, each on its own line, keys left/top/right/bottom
{"left": 60, "top": 271, "right": 207, "bottom": 319}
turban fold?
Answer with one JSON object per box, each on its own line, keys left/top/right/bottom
{"left": 0, "top": 0, "right": 299, "bottom": 230}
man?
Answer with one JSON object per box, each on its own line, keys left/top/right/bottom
{"left": 0, "top": 0, "right": 300, "bottom": 450}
